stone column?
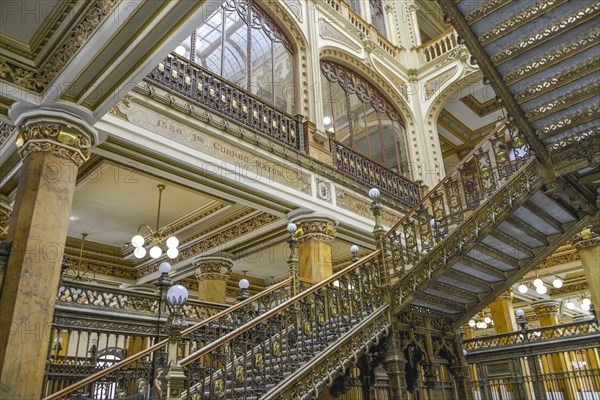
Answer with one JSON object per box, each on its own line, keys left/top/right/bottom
{"left": 291, "top": 213, "right": 338, "bottom": 282}
{"left": 193, "top": 254, "right": 233, "bottom": 304}
{"left": 573, "top": 225, "right": 600, "bottom": 309}
{"left": 0, "top": 105, "right": 99, "bottom": 400}
{"left": 489, "top": 291, "right": 517, "bottom": 333}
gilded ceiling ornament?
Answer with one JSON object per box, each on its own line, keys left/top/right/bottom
{"left": 16, "top": 123, "right": 92, "bottom": 165}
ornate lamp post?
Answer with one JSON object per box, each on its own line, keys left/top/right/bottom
{"left": 516, "top": 309, "right": 544, "bottom": 399}
{"left": 287, "top": 222, "right": 299, "bottom": 298}
{"left": 153, "top": 262, "right": 172, "bottom": 382}
{"left": 350, "top": 245, "right": 359, "bottom": 263}
{"left": 159, "top": 284, "right": 189, "bottom": 400}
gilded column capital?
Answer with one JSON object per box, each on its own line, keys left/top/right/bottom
{"left": 9, "top": 102, "right": 103, "bottom": 165}
{"left": 573, "top": 224, "right": 600, "bottom": 249}
{"left": 532, "top": 300, "right": 560, "bottom": 318}
{"left": 16, "top": 123, "right": 92, "bottom": 165}
{"left": 496, "top": 290, "right": 513, "bottom": 302}
{"left": 193, "top": 254, "right": 233, "bottom": 282}
{"left": 291, "top": 213, "right": 338, "bottom": 245}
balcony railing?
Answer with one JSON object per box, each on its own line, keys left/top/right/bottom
{"left": 331, "top": 139, "right": 421, "bottom": 206}
{"left": 417, "top": 29, "right": 460, "bottom": 64}
{"left": 57, "top": 279, "right": 227, "bottom": 321}
{"left": 464, "top": 318, "right": 600, "bottom": 351}
{"left": 145, "top": 53, "right": 304, "bottom": 150}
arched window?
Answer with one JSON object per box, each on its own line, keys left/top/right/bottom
{"left": 321, "top": 61, "right": 409, "bottom": 175}
{"left": 174, "top": 0, "right": 295, "bottom": 113}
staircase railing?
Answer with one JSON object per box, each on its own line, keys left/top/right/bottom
{"left": 43, "top": 278, "right": 294, "bottom": 400}
{"left": 178, "top": 251, "right": 384, "bottom": 399}
{"left": 381, "top": 118, "right": 534, "bottom": 278}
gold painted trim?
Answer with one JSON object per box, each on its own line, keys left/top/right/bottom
{"left": 536, "top": 104, "right": 600, "bottom": 139}
{"left": 479, "top": 0, "right": 567, "bottom": 46}
{"left": 515, "top": 58, "right": 600, "bottom": 105}
{"left": 490, "top": 3, "right": 600, "bottom": 66}
{"left": 460, "top": 95, "right": 501, "bottom": 117}
{"left": 504, "top": 29, "right": 600, "bottom": 86}
{"left": 464, "top": 0, "right": 511, "bottom": 25}
{"left": 526, "top": 82, "right": 600, "bottom": 122}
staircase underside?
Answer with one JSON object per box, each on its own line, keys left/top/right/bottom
{"left": 391, "top": 159, "right": 590, "bottom": 325}
{"left": 438, "top": 0, "right": 600, "bottom": 209}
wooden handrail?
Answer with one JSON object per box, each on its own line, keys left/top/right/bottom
{"left": 43, "top": 278, "right": 292, "bottom": 400}
{"left": 384, "top": 119, "right": 507, "bottom": 238}
{"left": 180, "top": 251, "right": 381, "bottom": 366}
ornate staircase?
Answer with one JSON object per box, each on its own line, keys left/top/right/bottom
{"left": 46, "top": 120, "right": 594, "bottom": 399}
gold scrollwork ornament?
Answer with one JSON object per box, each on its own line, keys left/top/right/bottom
{"left": 212, "top": 379, "right": 225, "bottom": 398}
{"left": 254, "top": 353, "right": 264, "bottom": 369}
{"left": 272, "top": 341, "right": 281, "bottom": 357}
{"left": 234, "top": 364, "right": 245, "bottom": 383}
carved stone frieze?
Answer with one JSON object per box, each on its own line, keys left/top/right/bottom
{"left": 0, "top": 0, "right": 121, "bottom": 93}
{"left": 373, "top": 60, "right": 409, "bottom": 100}
{"left": 434, "top": 46, "right": 470, "bottom": 69}
{"left": 319, "top": 20, "right": 361, "bottom": 51}
{"left": 0, "top": 122, "right": 15, "bottom": 147}
{"left": 16, "top": 123, "right": 92, "bottom": 165}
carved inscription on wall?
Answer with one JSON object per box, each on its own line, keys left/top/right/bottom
{"left": 113, "top": 100, "right": 311, "bottom": 194}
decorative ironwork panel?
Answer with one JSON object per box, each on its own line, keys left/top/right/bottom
{"left": 146, "top": 55, "right": 303, "bottom": 150}
{"left": 332, "top": 140, "right": 420, "bottom": 206}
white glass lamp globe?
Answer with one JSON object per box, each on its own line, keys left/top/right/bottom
{"left": 368, "top": 188, "right": 380, "bottom": 199}
{"left": 482, "top": 322, "right": 488, "bottom": 329}
{"left": 166, "top": 236, "right": 179, "bottom": 249}
{"left": 566, "top": 301, "right": 575, "bottom": 310}
{"left": 239, "top": 278, "right": 250, "bottom": 289}
{"left": 149, "top": 246, "right": 162, "bottom": 259}
{"left": 174, "top": 45, "right": 186, "bottom": 56}
{"left": 518, "top": 284, "right": 528, "bottom": 294}
{"left": 131, "top": 235, "right": 145, "bottom": 247}
{"left": 159, "top": 262, "right": 172, "bottom": 274}
{"left": 552, "top": 278, "right": 563, "bottom": 288}
{"left": 323, "top": 116, "right": 332, "bottom": 126}
{"left": 516, "top": 309, "right": 525, "bottom": 317}
{"left": 581, "top": 303, "right": 590, "bottom": 312}
{"left": 533, "top": 278, "right": 544, "bottom": 288}
{"left": 167, "top": 247, "right": 179, "bottom": 259}
{"left": 468, "top": 319, "right": 476, "bottom": 327}
{"left": 287, "top": 222, "right": 297, "bottom": 234}
{"left": 536, "top": 285, "right": 548, "bottom": 295}
{"left": 167, "top": 284, "right": 189, "bottom": 306}
{"left": 350, "top": 245, "right": 359, "bottom": 254}
{"left": 484, "top": 316, "right": 492, "bottom": 324}
{"left": 582, "top": 298, "right": 591, "bottom": 306}
{"left": 133, "top": 246, "right": 147, "bottom": 259}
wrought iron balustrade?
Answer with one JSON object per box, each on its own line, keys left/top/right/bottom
{"left": 179, "top": 251, "right": 386, "bottom": 400}
{"left": 58, "top": 279, "right": 227, "bottom": 321}
{"left": 145, "top": 53, "right": 303, "bottom": 150}
{"left": 382, "top": 119, "right": 534, "bottom": 279}
{"left": 464, "top": 319, "right": 600, "bottom": 351}
{"left": 332, "top": 139, "right": 421, "bottom": 206}
{"left": 44, "top": 278, "right": 294, "bottom": 400}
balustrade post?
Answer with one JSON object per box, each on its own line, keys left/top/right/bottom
{"left": 368, "top": 188, "right": 389, "bottom": 291}
{"left": 159, "top": 285, "right": 189, "bottom": 400}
